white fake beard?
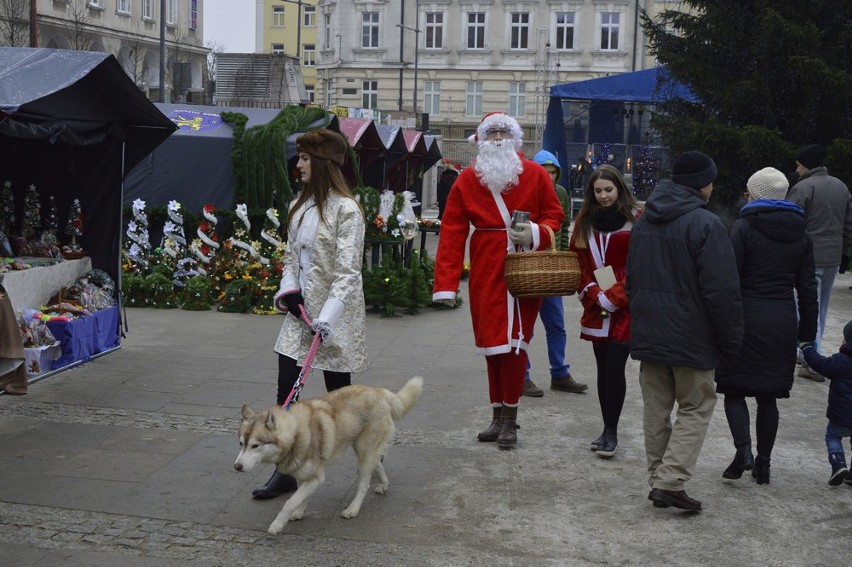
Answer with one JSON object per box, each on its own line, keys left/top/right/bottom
{"left": 474, "top": 140, "right": 522, "bottom": 194}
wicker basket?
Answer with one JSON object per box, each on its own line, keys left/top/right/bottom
{"left": 504, "top": 225, "right": 581, "bottom": 298}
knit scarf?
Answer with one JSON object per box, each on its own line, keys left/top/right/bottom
{"left": 591, "top": 205, "right": 625, "bottom": 233}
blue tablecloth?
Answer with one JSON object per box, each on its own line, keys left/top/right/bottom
{"left": 46, "top": 305, "right": 120, "bottom": 369}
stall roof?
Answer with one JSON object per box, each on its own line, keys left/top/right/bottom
{"left": 376, "top": 124, "right": 407, "bottom": 165}
{"left": 548, "top": 67, "right": 699, "bottom": 104}
{"left": 338, "top": 117, "right": 385, "bottom": 167}
{"left": 0, "top": 47, "right": 176, "bottom": 171}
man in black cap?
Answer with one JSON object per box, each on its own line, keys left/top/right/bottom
{"left": 787, "top": 145, "right": 852, "bottom": 381}
{"left": 626, "top": 150, "right": 743, "bottom": 512}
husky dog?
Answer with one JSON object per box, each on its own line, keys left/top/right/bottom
{"left": 234, "top": 377, "right": 423, "bottom": 534}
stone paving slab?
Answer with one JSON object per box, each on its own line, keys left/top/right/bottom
{"left": 0, "top": 267, "right": 850, "bottom": 566}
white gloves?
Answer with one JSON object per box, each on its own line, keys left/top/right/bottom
{"left": 509, "top": 222, "right": 533, "bottom": 247}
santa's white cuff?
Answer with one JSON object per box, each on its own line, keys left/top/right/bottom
{"left": 598, "top": 293, "right": 617, "bottom": 313}
{"left": 433, "top": 291, "right": 456, "bottom": 301}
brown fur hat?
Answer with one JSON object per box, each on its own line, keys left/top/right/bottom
{"left": 296, "top": 130, "right": 348, "bottom": 167}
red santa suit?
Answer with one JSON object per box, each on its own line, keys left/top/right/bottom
{"left": 433, "top": 157, "right": 565, "bottom": 404}
{"left": 570, "top": 211, "right": 641, "bottom": 344}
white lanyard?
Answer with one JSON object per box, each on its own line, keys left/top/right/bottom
{"left": 589, "top": 230, "right": 611, "bottom": 270}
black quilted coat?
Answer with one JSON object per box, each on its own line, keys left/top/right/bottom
{"left": 715, "top": 200, "right": 818, "bottom": 396}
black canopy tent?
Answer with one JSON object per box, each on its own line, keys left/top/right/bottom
{"left": 0, "top": 48, "right": 177, "bottom": 288}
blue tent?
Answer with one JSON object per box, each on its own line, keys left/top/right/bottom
{"left": 547, "top": 67, "right": 697, "bottom": 104}
{"left": 542, "top": 67, "right": 698, "bottom": 181}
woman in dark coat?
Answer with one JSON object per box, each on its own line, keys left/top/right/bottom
{"left": 715, "top": 167, "right": 818, "bottom": 484}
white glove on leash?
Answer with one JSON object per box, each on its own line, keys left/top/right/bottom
{"left": 509, "top": 222, "right": 533, "bottom": 247}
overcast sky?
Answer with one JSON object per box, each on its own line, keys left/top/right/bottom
{"left": 203, "top": 0, "right": 255, "bottom": 53}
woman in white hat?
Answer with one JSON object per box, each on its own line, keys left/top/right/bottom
{"left": 715, "top": 167, "right": 818, "bottom": 484}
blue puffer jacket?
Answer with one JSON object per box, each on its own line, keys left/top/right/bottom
{"left": 802, "top": 343, "right": 852, "bottom": 428}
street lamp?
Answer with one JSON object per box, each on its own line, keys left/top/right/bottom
{"left": 279, "top": 0, "right": 307, "bottom": 59}
{"left": 396, "top": 19, "right": 421, "bottom": 117}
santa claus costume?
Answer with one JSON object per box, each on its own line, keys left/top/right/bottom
{"left": 432, "top": 112, "right": 564, "bottom": 448}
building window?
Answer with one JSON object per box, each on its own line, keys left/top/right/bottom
{"left": 465, "top": 12, "right": 485, "bottom": 49}
{"left": 305, "top": 85, "right": 315, "bottom": 103}
{"left": 323, "top": 13, "right": 332, "bottom": 49}
{"left": 465, "top": 81, "right": 482, "bottom": 116}
{"left": 510, "top": 13, "right": 529, "bottom": 49}
{"left": 424, "top": 81, "right": 440, "bottom": 115}
{"left": 303, "top": 44, "right": 315, "bottom": 66}
{"left": 142, "top": 0, "right": 152, "bottom": 19}
{"left": 509, "top": 82, "right": 526, "bottom": 117}
{"left": 362, "top": 80, "right": 378, "bottom": 109}
{"left": 325, "top": 78, "right": 334, "bottom": 105}
{"left": 303, "top": 5, "right": 316, "bottom": 27}
{"left": 600, "top": 12, "right": 620, "bottom": 50}
{"left": 272, "top": 6, "right": 285, "bottom": 27}
{"left": 271, "top": 43, "right": 285, "bottom": 54}
{"left": 117, "top": 0, "right": 130, "bottom": 15}
{"left": 89, "top": 0, "right": 101, "bottom": 7}
{"left": 424, "top": 12, "right": 443, "bottom": 49}
{"left": 361, "top": 12, "right": 380, "bottom": 48}
{"left": 166, "top": 0, "right": 177, "bottom": 24}
{"left": 555, "top": 12, "right": 575, "bottom": 50}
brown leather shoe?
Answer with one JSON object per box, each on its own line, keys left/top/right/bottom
{"left": 648, "top": 488, "right": 702, "bottom": 512}
{"left": 550, "top": 374, "right": 588, "bottom": 393}
{"left": 522, "top": 380, "right": 544, "bottom": 397}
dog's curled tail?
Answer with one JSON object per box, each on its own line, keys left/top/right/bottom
{"left": 390, "top": 376, "right": 423, "bottom": 420}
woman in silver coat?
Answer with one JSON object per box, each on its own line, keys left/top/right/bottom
{"left": 252, "top": 129, "right": 367, "bottom": 499}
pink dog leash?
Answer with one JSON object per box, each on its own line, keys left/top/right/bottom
{"left": 281, "top": 305, "right": 322, "bottom": 409}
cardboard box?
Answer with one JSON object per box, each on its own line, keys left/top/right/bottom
{"left": 23, "top": 343, "right": 61, "bottom": 377}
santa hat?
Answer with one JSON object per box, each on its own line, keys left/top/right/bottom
{"left": 469, "top": 112, "right": 523, "bottom": 150}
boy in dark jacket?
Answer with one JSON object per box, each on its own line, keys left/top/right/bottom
{"left": 801, "top": 320, "right": 852, "bottom": 486}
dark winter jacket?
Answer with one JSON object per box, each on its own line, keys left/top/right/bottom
{"left": 626, "top": 179, "right": 743, "bottom": 370}
{"left": 715, "top": 200, "right": 818, "bottom": 394}
{"left": 802, "top": 343, "right": 852, "bottom": 429}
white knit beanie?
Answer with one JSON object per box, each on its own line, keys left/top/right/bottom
{"left": 747, "top": 167, "right": 789, "bottom": 201}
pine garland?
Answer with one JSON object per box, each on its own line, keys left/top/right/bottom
{"left": 223, "top": 106, "right": 334, "bottom": 229}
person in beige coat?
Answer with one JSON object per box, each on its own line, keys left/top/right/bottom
{"left": 251, "top": 129, "right": 368, "bottom": 500}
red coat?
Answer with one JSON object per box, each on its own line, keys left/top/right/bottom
{"left": 433, "top": 158, "right": 565, "bottom": 355}
{"left": 569, "top": 211, "right": 640, "bottom": 344}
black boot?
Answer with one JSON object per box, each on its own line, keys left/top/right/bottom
{"left": 596, "top": 427, "right": 618, "bottom": 458}
{"left": 828, "top": 452, "right": 849, "bottom": 486}
{"left": 752, "top": 456, "right": 771, "bottom": 485}
{"left": 477, "top": 406, "right": 503, "bottom": 442}
{"left": 252, "top": 470, "right": 298, "bottom": 499}
{"left": 722, "top": 445, "right": 755, "bottom": 479}
{"left": 496, "top": 406, "right": 519, "bottom": 449}
{"left": 590, "top": 429, "right": 606, "bottom": 451}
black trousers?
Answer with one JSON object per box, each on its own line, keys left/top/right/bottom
{"left": 724, "top": 394, "right": 779, "bottom": 459}
{"left": 276, "top": 353, "right": 351, "bottom": 405}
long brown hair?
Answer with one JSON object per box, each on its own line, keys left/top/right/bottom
{"left": 288, "top": 153, "right": 360, "bottom": 231}
{"left": 571, "top": 164, "right": 641, "bottom": 249}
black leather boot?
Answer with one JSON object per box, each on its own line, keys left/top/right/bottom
{"left": 590, "top": 429, "right": 606, "bottom": 451}
{"left": 477, "top": 406, "right": 503, "bottom": 442}
{"left": 596, "top": 427, "right": 618, "bottom": 458}
{"left": 752, "top": 456, "right": 771, "bottom": 485}
{"left": 496, "top": 406, "right": 519, "bottom": 449}
{"left": 722, "top": 445, "right": 755, "bottom": 479}
{"left": 252, "top": 470, "right": 298, "bottom": 499}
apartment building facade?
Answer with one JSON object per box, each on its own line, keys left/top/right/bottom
{"left": 313, "top": 1, "right": 675, "bottom": 131}
{"left": 0, "top": 0, "right": 208, "bottom": 102}
{"left": 254, "top": 0, "right": 319, "bottom": 103}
